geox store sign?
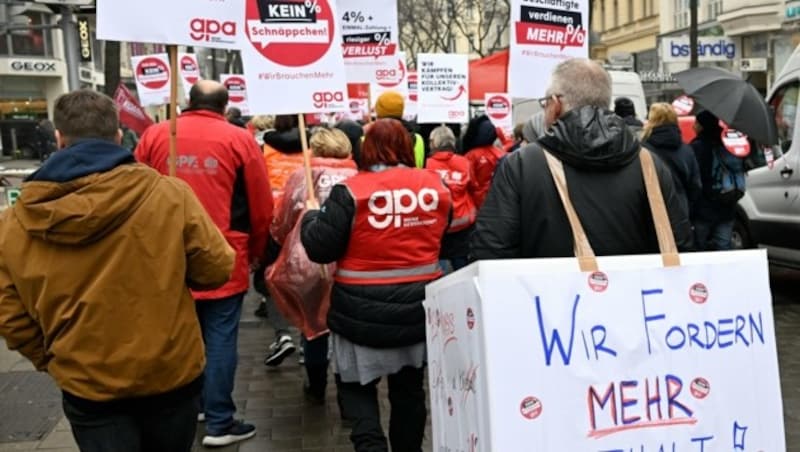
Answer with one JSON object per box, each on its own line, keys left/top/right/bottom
{"left": 78, "top": 18, "right": 92, "bottom": 63}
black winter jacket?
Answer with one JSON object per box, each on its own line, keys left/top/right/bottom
{"left": 643, "top": 124, "right": 702, "bottom": 219}
{"left": 300, "top": 184, "right": 429, "bottom": 348}
{"left": 471, "top": 106, "right": 694, "bottom": 260}
{"left": 262, "top": 128, "right": 308, "bottom": 154}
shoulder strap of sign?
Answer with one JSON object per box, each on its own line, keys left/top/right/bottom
{"left": 543, "top": 150, "right": 599, "bottom": 272}
{"left": 543, "top": 148, "right": 680, "bottom": 271}
{"left": 639, "top": 149, "right": 681, "bottom": 268}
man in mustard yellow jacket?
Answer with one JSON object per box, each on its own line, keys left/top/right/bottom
{"left": 0, "top": 89, "right": 235, "bottom": 452}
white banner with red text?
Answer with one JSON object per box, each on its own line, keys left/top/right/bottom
{"left": 221, "top": 74, "right": 251, "bottom": 115}
{"left": 417, "top": 53, "right": 469, "bottom": 124}
{"left": 241, "top": 0, "right": 348, "bottom": 114}
{"left": 97, "top": 0, "right": 243, "bottom": 49}
{"left": 484, "top": 92, "right": 514, "bottom": 138}
{"left": 508, "top": 0, "right": 589, "bottom": 98}
{"left": 339, "top": 0, "right": 399, "bottom": 83}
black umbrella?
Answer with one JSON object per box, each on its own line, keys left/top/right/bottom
{"left": 674, "top": 67, "right": 778, "bottom": 145}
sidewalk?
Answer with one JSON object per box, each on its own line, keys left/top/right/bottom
{"left": 0, "top": 292, "right": 433, "bottom": 452}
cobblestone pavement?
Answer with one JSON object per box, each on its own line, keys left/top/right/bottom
{"left": 1, "top": 270, "right": 799, "bottom": 451}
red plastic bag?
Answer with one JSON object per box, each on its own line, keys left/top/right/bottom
{"left": 266, "top": 211, "right": 335, "bottom": 340}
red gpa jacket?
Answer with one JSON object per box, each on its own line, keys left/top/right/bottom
{"left": 136, "top": 110, "right": 273, "bottom": 300}
{"left": 426, "top": 151, "right": 478, "bottom": 232}
{"left": 465, "top": 144, "right": 505, "bottom": 208}
{"left": 336, "top": 167, "right": 452, "bottom": 286}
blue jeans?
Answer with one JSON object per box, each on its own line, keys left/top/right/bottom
{"left": 195, "top": 293, "right": 244, "bottom": 435}
{"left": 694, "top": 218, "right": 735, "bottom": 251}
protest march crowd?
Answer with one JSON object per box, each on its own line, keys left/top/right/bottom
{"left": 0, "top": 58, "right": 753, "bottom": 452}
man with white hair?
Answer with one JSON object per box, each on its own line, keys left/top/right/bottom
{"left": 471, "top": 59, "right": 693, "bottom": 259}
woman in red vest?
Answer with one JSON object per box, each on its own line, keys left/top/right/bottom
{"left": 426, "top": 125, "right": 479, "bottom": 272}
{"left": 301, "top": 119, "right": 452, "bottom": 452}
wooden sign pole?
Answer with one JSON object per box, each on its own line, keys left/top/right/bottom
{"left": 167, "top": 45, "right": 179, "bottom": 177}
{"left": 297, "top": 113, "right": 317, "bottom": 206}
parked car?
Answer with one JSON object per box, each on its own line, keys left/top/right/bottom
{"left": 734, "top": 44, "right": 800, "bottom": 267}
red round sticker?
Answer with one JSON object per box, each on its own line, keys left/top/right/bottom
{"left": 245, "top": 0, "right": 335, "bottom": 67}
{"left": 721, "top": 127, "right": 751, "bottom": 158}
{"left": 690, "top": 377, "right": 710, "bottom": 399}
{"left": 136, "top": 57, "right": 170, "bottom": 90}
{"left": 520, "top": 396, "right": 542, "bottom": 420}
{"left": 588, "top": 272, "right": 609, "bottom": 293}
{"left": 671, "top": 95, "right": 694, "bottom": 116}
{"left": 486, "top": 96, "right": 510, "bottom": 120}
{"left": 225, "top": 76, "right": 247, "bottom": 103}
{"left": 180, "top": 56, "right": 199, "bottom": 85}
{"left": 466, "top": 308, "right": 475, "bottom": 330}
{"left": 408, "top": 72, "right": 418, "bottom": 102}
{"left": 689, "top": 283, "right": 708, "bottom": 304}
{"left": 376, "top": 58, "right": 405, "bottom": 88}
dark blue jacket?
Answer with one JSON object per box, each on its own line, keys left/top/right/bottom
{"left": 27, "top": 139, "right": 135, "bottom": 183}
{"left": 643, "top": 125, "right": 702, "bottom": 219}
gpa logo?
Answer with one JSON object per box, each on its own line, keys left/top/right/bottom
{"left": 312, "top": 91, "right": 345, "bottom": 109}
{"left": 367, "top": 188, "right": 439, "bottom": 229}
{"left": 448, "top": 110, "right": 466, "bottom": 120}
{"left": 190, "top": 18, "right": 237, "bottom": 44}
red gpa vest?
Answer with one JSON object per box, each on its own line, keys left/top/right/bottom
{"left": 336, "top": 167, "right": 452, "bottom": 285}
{"left": 426, "top": 152, "right": 477, "bottom": 232}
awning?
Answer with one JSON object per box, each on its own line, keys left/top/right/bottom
{"left": 469, "top": 50, "right": 509, "bottom": 102}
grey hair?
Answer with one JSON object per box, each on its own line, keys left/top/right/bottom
{"left": 430, "top": 126, "right": 457, "bottom": 150}
{"left": 547, "top": 59, "right": 612, "bottom": 112}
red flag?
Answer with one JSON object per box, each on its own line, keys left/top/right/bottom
{"left": 114, "top": 83, "right": 154, "bottom": 136}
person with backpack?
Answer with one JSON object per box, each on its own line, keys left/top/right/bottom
{"left": 691, "top": 110, "right": 746, "bottom": 251}
{"left": 462, "top": 114, "right": 506, "bottom": 208}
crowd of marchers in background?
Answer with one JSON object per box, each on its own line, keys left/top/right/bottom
{"left": 0, "top": 58, "right": 750, "bottom": 452}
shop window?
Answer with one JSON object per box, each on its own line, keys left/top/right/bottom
{"left": 9, "top": 12, "right": 53, "bottom": 57}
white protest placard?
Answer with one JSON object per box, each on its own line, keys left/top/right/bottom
{"left": 404, "top": 70, "right": 418, "bottom": 120}
{"left": 131, "top": 54, "right": 171, "bottom": 107}
{"left": 508, "top": 0, "right": 589, "bottom": 98}
{"left": 346, "top": 83, "right": 370, "bottom": 121}
{"left": 485, "top": 92, "right": 513, "bottom": 138}
{"left": 426, "top": 251, "right": 785, "bottom": 451}
{"left": 241, "top": 0, "right": 348, "bottom": 114}
{"left": 369, "top": 52, "right": 408, "bottom": 107}
{"left": 96, "top": 0, "right": 242, "bottom": 49}
{"left": 339, "top": 0, "right": 399, "bottom": 82}
{"left": 417, "top": 53, "right": 469, "bottom": 124}
{"left": 221, "top": 74, "right": 250, "bottom": 115}
{"left": 179, "top": 53, "right": 201, "bottom": 98}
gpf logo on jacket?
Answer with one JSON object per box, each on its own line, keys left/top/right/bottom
{"left": 367, "top": 188, "right": 439, "bottom": 229}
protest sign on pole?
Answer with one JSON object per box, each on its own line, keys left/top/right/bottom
{"left": 96, "top": 0, "right": 243, "bottom": 49}
{"left": 114, "top": 83, "right": 154, "bottom": 135}
{"left": 178, "top": 53, "right": 201, "bottom": 97}
{"left": 240, "top": 0, "right": 349, "bottom": 115}
{"left": 369, "top": 51, "right": 408, "bottom": 107}
{"left": 221, "top": 74, "right": 250, "bottom": 115}
{"left": 338, "top": 0, "right": 399, "bottom": 83}
{"left": 404, "top": 70, "right": 418, "bottom": 120}
{"left": 485, "top": 92, "right": 513, "bottom": 138}
{"left": 508, "top": 0, "right": 589, "bottom": 98}
{"left": 346, "top": 83, "right": 370, "bottom": 121}
{"left": 417, "top": 53, "right": 469, "bottom": 124}
{"left": 131, "top": 53, "right": 171, "bottom": 107}
{"left": 425, "top": 251, "right": 785, "bottom": 451}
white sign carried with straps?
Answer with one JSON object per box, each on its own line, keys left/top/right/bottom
{"left": 130, "top": 54, "right": 171, "bottom": 107}
{"left": 425, "top": 152, "right": 784, "bottom": 451}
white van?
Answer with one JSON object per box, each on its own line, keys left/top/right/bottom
{"left": 608, "top": 70, "right": 647, "bottom": 122}
{"left": 510, "top": 70, "right": 648, "bottom": 127}
{"left": 734, "top": 44, "right": 800, "bottom": 267}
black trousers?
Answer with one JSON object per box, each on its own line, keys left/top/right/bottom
{"left": 337, "top": 366, "right": 426, "bottom": 452}
{"left": 62, "top": 392, "right": 199, "bottom": 452}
